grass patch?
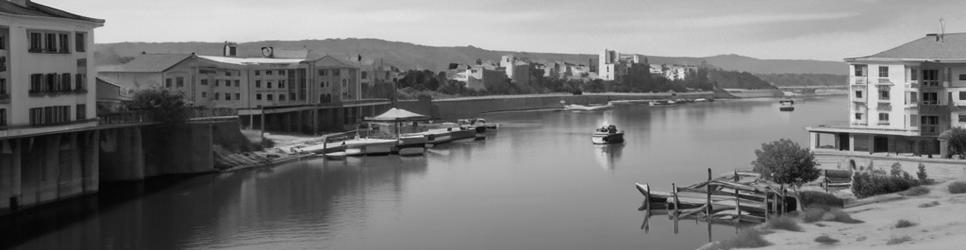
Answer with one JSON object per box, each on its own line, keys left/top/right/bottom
{"left": 814, "top": 235, "right": 839, "bottom": 245}
{"left": 765, "top": 216, "right": 802, "bottom": 232}
{"left": 800, "top": 207, "right": 863, "bottom": 224}
{"left": 886, "top": 235, "right": 912, "bottom": 245}
{"left": 798, "top": 191, "right": 844, "bottom": 208}
{"left": 895, "top": 219, "right": 916, "bottom": 228}
{"left": 713, "top": 229, "right": 771, "bottom": 249}
{"left": 902, "top": 186, "right": 930, "bottom": 196}
{"left": 801, "top": 207, "right": 826, "bottom": 223}
{"left": 919, "top": 201, "right": 940, "bottom": 208}
{"left": 948, "top": 181, "right": 966, "bottom": 194}
{"left": 826, "top": 209, "right": 863, "bottom": 224}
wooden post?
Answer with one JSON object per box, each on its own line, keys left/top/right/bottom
{"left": 781, "top": 185, "right": 787, "bottom": 215}
{"left": 706, "top": 168, "right": 712, "bottom": 222}
{"left": 824, "top": 169, "right": 830, "bottom": 193}
{"left": 735, "top": 188, "right": 741, "bottom": 224}
{"left": 763, "top": 190, "right": 769, "bottom": 222}
{"left": 644, "top": 183, "right": 650, "bottom": 212}
{"left": 672, "top": 183, "right": 680, "bottom": 217}
{"left": 734, "top": 169, "right": 739, "bottom": 182}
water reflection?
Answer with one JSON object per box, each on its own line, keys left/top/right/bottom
{"left": 593, "top": 144, "right": 624, "bottom": 171}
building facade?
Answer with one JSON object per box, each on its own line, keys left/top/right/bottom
{"left": 0, "top": 0, "right": 102, "bottom": 135}
{"left": 807, "top": 33, "right": 966, "bottom": 156}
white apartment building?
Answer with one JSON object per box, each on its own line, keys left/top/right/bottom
{"left": 0, "top": 0, "right": 102, "bottom": 136}
{"left": 807, "top": 33, "right": 966, "bottom": 157}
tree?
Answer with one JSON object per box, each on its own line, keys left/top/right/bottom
{"left": 751, "top": 139, "right": 820, "bottom": 186}
{"left": 945, "top": 127, "right": 966, "bottom": 157}
{"left": 127, "top": 88, "right": 189, "bottom": 123}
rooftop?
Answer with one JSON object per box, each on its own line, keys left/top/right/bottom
{"left": 197, "top": 55, "right": 304, "bottom": 66}
{"left": 850, "top": 33, "right": 966, "bottom": 61}
{"left": 0, "top": 0, "right": 103, "bottom": 24}
{"left": 97, "top": 54, "right": 192, "bottom": 73}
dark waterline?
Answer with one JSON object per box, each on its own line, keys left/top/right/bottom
{"left": 5, "top": 96, "right": 847, "bottom": 250}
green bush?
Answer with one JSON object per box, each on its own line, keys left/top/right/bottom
{"left": 851, "top": 172, "right": 921, "bottom": 198}
{"left": 814, "top": 235, "right": 839, "bottom": 245}
{"left": 917, "top": 163, "right": 929, "bottom": 183}
{"left": 890, "top": 162, "right": 903, "bottom": 177}
{"left": 751, "top": 139, "right": 820, "bottom": 186}
{"left": 895, "top": 219, "right": 916, "bottom": 228}
{"left": 798, "top": 191, "right": 844, "bottom": 208}
{"left": 948, "top": 181, "right": 966, "bottom": 194}
{"left": 765, "top": 216, "right": 802, "bottom": 232}
{"left": 902, "top": 186, "right": 930, "bottom": 196}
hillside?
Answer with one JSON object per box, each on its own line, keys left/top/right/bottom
{"left": 755, "top": 73, "right": 848, "bottom": 87}
{"left": 95, "top": 38, "right": 847, "bottom": 75}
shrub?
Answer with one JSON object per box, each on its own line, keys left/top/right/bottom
{"left": 895, "top": 219, "right": 916, "bottom": 228}
{"left": 886, "top": 235, "right": 912, "bottom": 245}
{"left": 800, "top": 207, "right": 862, "bottom": 224}
{"left": 751, "top": 139, "right": 820, "bottom": 186}
{"left": 128, "top": 88, "right": 189, "bottom": 124}
{"left": 917, "top": 163, "right": 929, "bottom": 183}
{"left": 948, "top": 181, "right": 966, "bottom": 194}
{"left": 765, "top": 216, "right": 802, "bottom": 232}
{"left": 801, "top": 207, "right": 826, "bottom": 223}
{"left": 826, "top": 209, "right": 863, "bottom": 224}
{"left": 814, "top": 235, "right": 839, "bottom": 245}
{"left": 919, "top": 201, "right": 940, "bottom": 208}
{"left": 890, "top": 162, "right": 903, "bottom": 177}
{"left": 798, "top": 191, "right": 844, "bottom": 208}
{"left": 902, "top": 186, "right": 930, "bottom": 196}
{"left": 851, "top": 172, "right": 920, "bottom": 198}
{"left": 946, "top": 127, "right": 966, "bottom": 157}
{"left": 716, "top": 229, "right": 770, "bottom": 249}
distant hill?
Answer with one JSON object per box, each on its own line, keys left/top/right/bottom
{"left": 755, "top": 73, "right": 848, "bottom": 87}
{"left": 95, "top": 38, "right": 847, "bottom": 75}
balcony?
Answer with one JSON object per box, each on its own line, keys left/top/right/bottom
{"left": 851, "top": 76, "right": 868, "bottom": 85}
{"left": 905, "top": 102, "right": 918, "bottom": 109}
{"left": 921, "top": 80, "right": 943, "bottom": 89}
{"left": 877, "top": 103, "right": 892, "bottom": 111}
{"left": 875, "top": 78, "right": 894, "bottom": 87}
{"left": 906, "top": 81, "right": 920, "bottom": 90}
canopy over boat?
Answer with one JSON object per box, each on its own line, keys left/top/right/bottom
{"left": 365, "top": 108, "right": 431, "bottom": 122}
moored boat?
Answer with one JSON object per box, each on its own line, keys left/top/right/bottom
{"left": 564, "top": 103, "right": 614, "bottom": 111}
{"left": 779, "top": 99, "right": 795, "bottom": 111}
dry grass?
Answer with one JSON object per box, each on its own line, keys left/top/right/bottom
{"left": 826, "top": 209, "right": 863, "bottom": 224}
{"left": 814, "top": 235, "right": 839, "bottom": 245}
{"left": 902, "top": 186, "right": 930, "bottom": 196}
{"left": 798, "top": 191, "right": 844, "bottom": 208}
{"left": 800, "top": 207, "right": 863, "bottom": 224}
{"left": 886, "top": 235, "right": 912, "bottom": 245}
{"left": 715, "top": 229, "right": 771, "bottom": 249}
{"left": 895, "top": 219, "right": 916, "bottom": 228}
{"left": 948, "top": 181, "right": 966, "bottom": 194}
{"left": 765, "top": 216, "right": 802, "bottom": 232}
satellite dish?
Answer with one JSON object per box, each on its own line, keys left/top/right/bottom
{"left": 261, "top": 47, "right": 274, "bottom": 58}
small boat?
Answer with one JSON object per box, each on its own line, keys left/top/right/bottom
{"left": 649, "top": 100, "right": 677, "bottom": 106}
{"left": 341, "top": 138, "right": 397, "bottom": 156}
{"left": 779, "top": 99, "right": 795, "bottom": 112}
{"left": 396, "top": 135, "right": 428, "bottom": 156}
{"left": 592, "top": 125, "right": 624, "bottom": 144}
{"left": 564, "top": 103, "right": 614, "bottom": 111}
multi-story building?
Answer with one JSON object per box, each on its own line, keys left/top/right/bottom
{"left": 0, "top": 0, "right": 103, "bottom": 135}
{"left": 303, "top": 55, "right": 361, "bottom": 104}
{"left": 598, "top": 49, "right": 641, "bottom": 81}
{"left": 807, "top": 33, "right": 966, "bottom": 156}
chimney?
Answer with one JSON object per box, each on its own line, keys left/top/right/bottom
{"left": 7, "top": 0, "right": 28, "bottom": 7}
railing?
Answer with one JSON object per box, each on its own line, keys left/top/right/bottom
{"left": 187, "top": 107, "right": 237, "bottom": 118}
{"left": 906, "top": 81, "right": 920, "bottom": 89}
{"left": 921, "top": 80, "right": 942, "bottom": 88}
{"left": 98, "top": 108, "right": 238, "bottom": 125}
{"left": 851, "top": 76, "right": 868, "bottom": 85}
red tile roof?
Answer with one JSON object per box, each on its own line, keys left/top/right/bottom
{"left": 0, "top": 1, "right": 104, "bottom": 24}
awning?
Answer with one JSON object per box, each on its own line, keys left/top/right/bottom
{"left": 365, "top": 107, "right": 430, "bottom": 122}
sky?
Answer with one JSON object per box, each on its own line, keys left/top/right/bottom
{"left": 40, "top": 0, "right": 966, "bottom": 61}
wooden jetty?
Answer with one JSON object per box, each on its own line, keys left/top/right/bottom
{"left": 635, "top": 168, "right": 800, "bottom": 225}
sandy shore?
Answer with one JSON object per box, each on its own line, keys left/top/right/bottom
{"left": 751, "top": 180, "right": 966, "bottom": 249}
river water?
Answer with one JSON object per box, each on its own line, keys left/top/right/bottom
{"left": 8, "top": 96, "right": 847, "bottom": 250}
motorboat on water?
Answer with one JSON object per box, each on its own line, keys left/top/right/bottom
{"left": 458, "top": 118, "right": 499, "bottom": 131}
{"left": 649, "top": 100, "right": 677, "bottom": 106}
{"left": 592, "top": 125, "right": 624, "bottom": 144}
{"left": 779, "top": 99, "right": 795, "bottom": 112}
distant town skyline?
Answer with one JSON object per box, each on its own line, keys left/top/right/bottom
{"left": 43, "top": 0, "right": 966, "bottom": 61}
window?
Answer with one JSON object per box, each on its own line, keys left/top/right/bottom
{"left": 854, "top": 65, "right": 866, "bottom": 77}
{"left": 0, "top": 34, "right": 6, "bottom": 50}
{"left": 910, "top": 68, "right": 918, "bottom": 80}
{"left": 166, "top": 78, "right": 173, "bottom": 88}
{"left": 922, "top": 69, "right": 939, "bottom": 86}
{"left": 235, "top": 93, "right": 240, "bottom": 100}
{"left": 46, "top": 73, "right": 56, "bottom": 92}
{"left": 214, "top": 80, "right": 219, "bottom": 87}
{"left": 266, "top": 70, "right": 273, "bottom": 76}
{"left": 256, "top": 80, "right": 261, "bottom": 88}
{"left": 855, "top": 91, "right": 862, "bottom": 98}
{"left": 255, "top": 70, "right": 261, "bottom": 76}
{"left": 58, "top": 33, "right": 69, "bottom": 53}
{"left": 76, "top": 104, "right": 86, "bottom": 120}
{"left": 0, "top": 79, "right": 6, "bottom": 95}
{"left": 334, "top": 69, "right": 340, "bottom": 76}
{"left": 0, "top": 108, "right": 6, "bottom": 127}
{"left": 225, "top": 93, "right": 231, "bottom": 101}
{"left": 960, "top": 91, "right": 966, "bottom": 100}
{"left": 256, "top": 94, "right": 262, "bottom": 100}
{"left": 29, "top": 32, "right": 42, "bottom": 52}
{"left": 280, "top": 94, "right": 286, "bottom": 101}
{"left": 279, "top": 80, "right": 285, "bottom": 88}
{"left": 960, "top": 74, "right": 966, "bottom": 81}
{"left": 214, "top": 93, "right": 220, "bottom": 100}
{"left": 267, "top": 81, "right": 272, "bottom": 89}
{"left": 910, "top": 115, "right": 919, "bottom": 127}
{"left": 45, "top": 33, "right": 57, "bottom": 52}
{"left": 75, "top": 32, "right": 86, "bottom": 52}
{"left": 75, "top": 73, "right": 86, "bottom": 91}
{"left": 234, "top": 80, "right": 240, "bottom": 87}
{"left": 176, "top": 77, "right": 185, "bottom": 87}
{"left": 879, "top": 90, "right": 889, "bottom": 100}
{"left": 201, "top": 79, "right": 208, "bottom": 85}
{"left": 855, "top": 113, "right": 863, "bottom": 120}
{"left": 922, "top": 92, "right": 939, "bottom": 105}
{"left": 62, "top": 73, "right": 72, "bottom": 90}
{"left": 319, "top": 69, "right": 326, "bottom": 76}
{"left": 202, "top": 92, "right": 207, "bottom": 98}
{"left": 225, "top": 72, "right": 232, "bottom": 77}
{"left": 879, "top": 113, "right": 889, "bottom": 121}
{"left": 361, "top": 71, "right": 368, "bottom": 79}
{"left": 878, "top": 66, "right": 888, "bottom": 78}
{"left": 959, "top": 115, "right": 966, "bottom": 123}
{"left": 30, "top": 74, "right": 42, "bottom": 92}
{"left": 909, "top": 92, "right": 918, "bottom": 104}
{"left": 267, "top": 94, "right": 273, "bottom": 101}
{"left": 279, "top": 70, "right": 285, "bottom": 75}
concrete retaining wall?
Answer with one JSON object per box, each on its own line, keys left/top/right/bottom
{"left": 0, "top": 131, "right": 99, "bottom": 214}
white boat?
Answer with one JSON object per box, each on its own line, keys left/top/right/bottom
{"left": 341, "top": 138, "right": 398, "bottom": 156}
{"left": 396, "top": 135, "right": 428, "bottom": 156}
{"left": 649, "top": 100, "right": 677, "bottom": 106}
{"left": 564, "top": 103, "right": 614, "bottom": 111}
{"left": 592, "top": 125, "right": 625, "bottom": 144}
{"left": 779, "top": 99, "right": 795, "bottom": 112}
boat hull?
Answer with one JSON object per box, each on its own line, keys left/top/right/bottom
{"left": 592, "top": 132, "right": 624, "bottom": 144}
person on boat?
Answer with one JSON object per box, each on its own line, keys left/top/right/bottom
{"left": 607, "top": 125, "right": 617, "bottom": 134}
